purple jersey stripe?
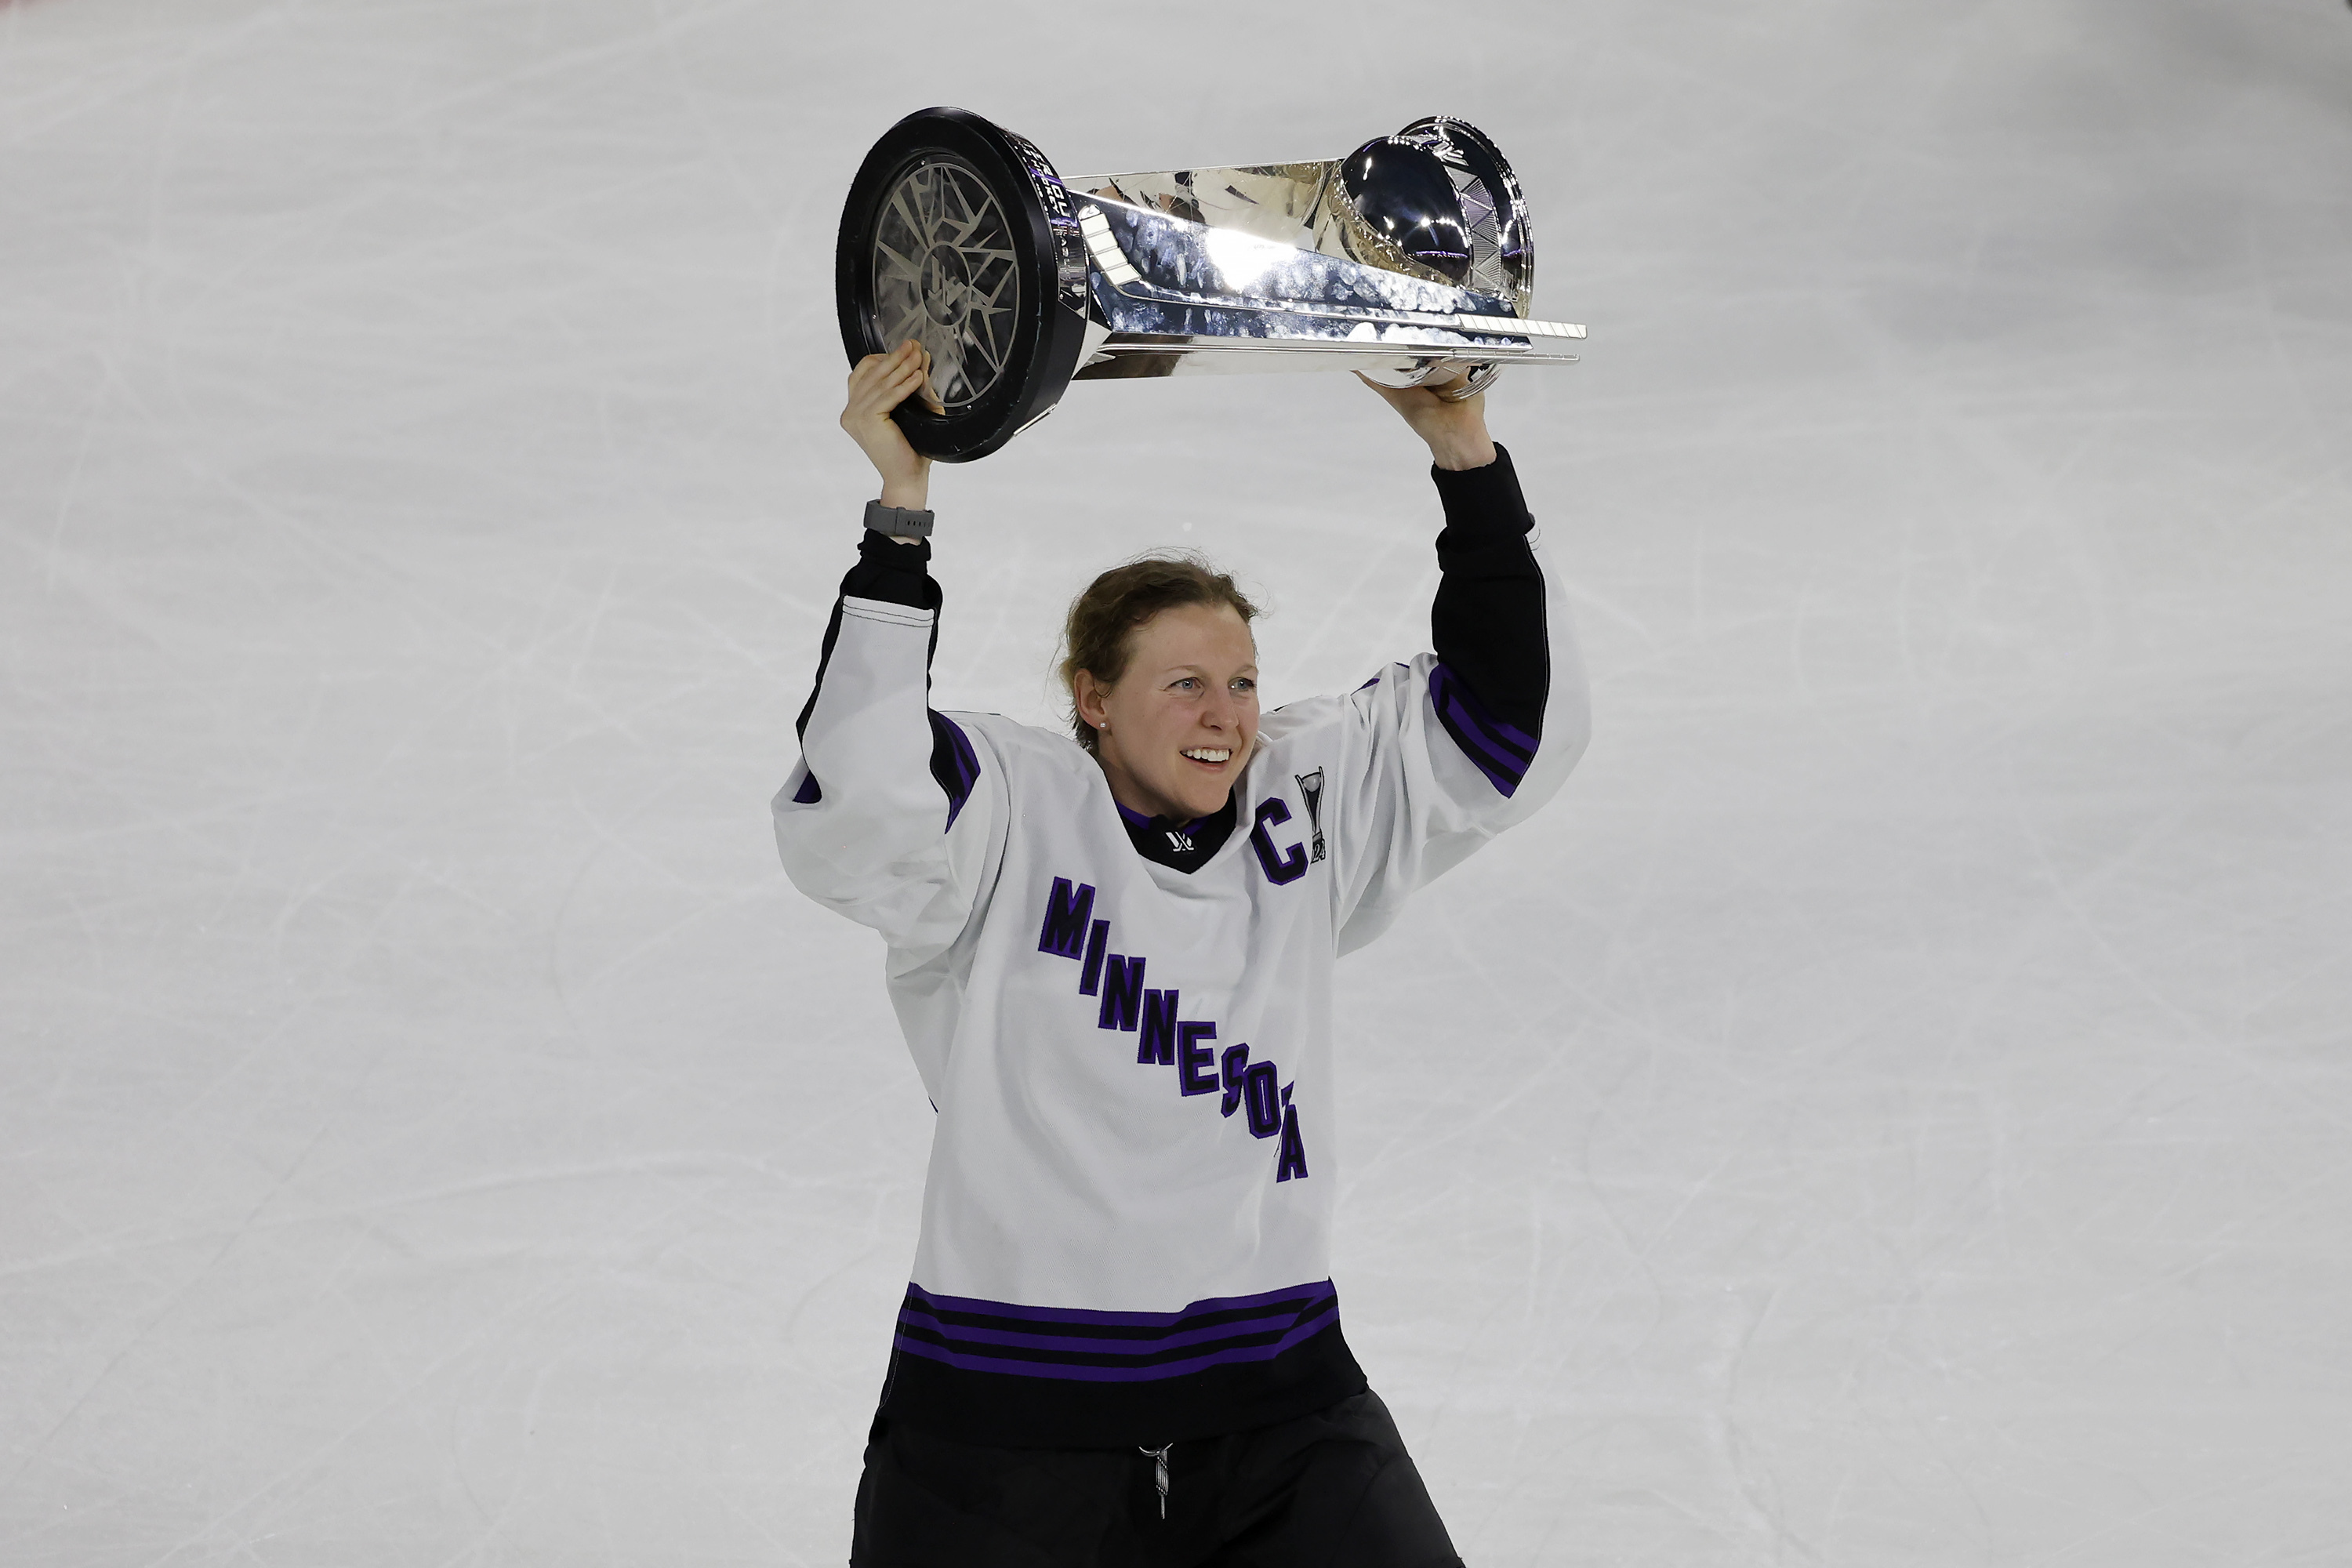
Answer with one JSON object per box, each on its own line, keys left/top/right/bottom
{"left": 897, "top": 1301, "right": 1317, "bottom": 1355}
{"left": 1438, "top": 696, "right": 1530, "bottom": 786}
{"left": 1427, "top": 664, "right": 1535, "bottom": 795}
{"left": 1429, "top": 663, "right": 1538, "bottom": 757}
{"left": 890, "top": 1327, "right": 1334, "bottom": 1382}
{"left": 891, "top": 1298, "right": 1340, "bottom": 1383}
{"left": 930, "top": 712, "right": 982, "bottom": 829}
{"left": 1438, "top": 718, "right": 1523, "bottom": 797}
{"left": 895, "top": 1312, "right": 1314, "bottom": 1367}
{"left": 902, "top": 1279, "right": 1334, "bottom": 1330}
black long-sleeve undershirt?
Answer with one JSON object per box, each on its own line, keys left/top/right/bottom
{"left": 840, "top": 528, "right": 939, "bottom": 611}
{"left": 1428, "top": 443, "right": 1546, "bottom": 739}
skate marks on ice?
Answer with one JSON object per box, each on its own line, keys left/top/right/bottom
{"left": 2, "top": 0, "right": 2350, "bottom": 1563}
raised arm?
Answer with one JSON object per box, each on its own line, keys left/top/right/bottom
{"left": 1316, "top": 372, "right": 1592, "bottom": 949}
{"left": 1356, "top": 371, "right": 1546, "bottom": 780}
{"left": 773, "top": 345, "right": 996, "bottom": 956}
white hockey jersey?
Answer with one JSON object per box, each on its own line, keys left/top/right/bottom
{"left": 775, "top": 459, "right": 1588, "bottom": 1446}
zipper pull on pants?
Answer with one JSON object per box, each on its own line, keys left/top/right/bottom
{"left": 1137, "top": 1443, "right": 1172, "bottom": 1519}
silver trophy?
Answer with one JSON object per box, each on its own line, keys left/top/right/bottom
{"left": 837, "top": 107, "right": 1584, "bottom": 462}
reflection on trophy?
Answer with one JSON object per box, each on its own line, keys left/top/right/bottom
{"left": 837, "top": 107, "right": 1585, "bottom": 462}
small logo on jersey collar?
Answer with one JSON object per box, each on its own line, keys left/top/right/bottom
{"left": 1165, "top": 827, "right": 1193, "bottom": 855}
{"left": 1294, "top": 769, "right": 1327, "bottom": 863}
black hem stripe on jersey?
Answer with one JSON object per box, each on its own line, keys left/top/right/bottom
{"left": 879, "top": 1287, "right": 1369, "bottom": 1449}
{"left": 895, "top": 1280, "right": 1339, "bottom": 1376}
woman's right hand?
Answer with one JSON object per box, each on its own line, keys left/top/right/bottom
{"left": 1354, "top": 368, "right": 1497, "bottom": 472}
{"left": 840, "top": 340, "right": 943, "bottom": 510}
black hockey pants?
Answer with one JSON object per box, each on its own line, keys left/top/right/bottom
{"left": 849, "top": 1388, "right": 1464, "bottom": 1568}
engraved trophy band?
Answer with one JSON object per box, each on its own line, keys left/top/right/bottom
{"left": 836, "top": 106, "right": 1585, "bottom": 463}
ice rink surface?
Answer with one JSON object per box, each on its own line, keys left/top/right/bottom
{"left": 4, "top": 0, "right": 2349, "bottom": 1562}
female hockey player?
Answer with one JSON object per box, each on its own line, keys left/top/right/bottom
{"left": 778, "top": 339, "right": 1589, "bottom": 1563}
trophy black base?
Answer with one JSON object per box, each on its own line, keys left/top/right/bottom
{"left": 836, "top": 107, "right": 1090, "bottom": 463}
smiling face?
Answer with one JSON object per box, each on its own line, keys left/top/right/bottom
{"left": 1073, "top": 601, "right": 1261, "bottom": 822}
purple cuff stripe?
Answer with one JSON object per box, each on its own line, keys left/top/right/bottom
{"left": 930, "top": 713, "right": 982, "bottom": 829}
{"left": 1427, "top": 664, "right": 1536, "bottom": 797}
{"left": 1429, "top": 664, "right": 1538, "bottom": 757}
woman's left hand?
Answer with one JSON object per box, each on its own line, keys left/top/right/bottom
{"left": 1356, "top": 368, "right": 1498, "bottom": 471}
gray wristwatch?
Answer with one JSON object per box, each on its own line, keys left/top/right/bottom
{"left": 863, "top": 499, "right": 934, "bottom": 539}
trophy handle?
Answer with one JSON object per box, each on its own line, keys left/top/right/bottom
{"left": 836, "top": 107, "right": 1092, "bottom": 463}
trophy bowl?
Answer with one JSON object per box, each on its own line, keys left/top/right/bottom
{"left": 837, "top": 107, "right": 1584, "bottom": 463}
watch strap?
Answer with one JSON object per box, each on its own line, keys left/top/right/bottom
{"left": 863, "top": 499, "right": 935, "bottom": 539}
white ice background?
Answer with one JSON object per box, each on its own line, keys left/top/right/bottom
{"left": 3, "top": 0, "right": 2350, "bottom": 1563}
